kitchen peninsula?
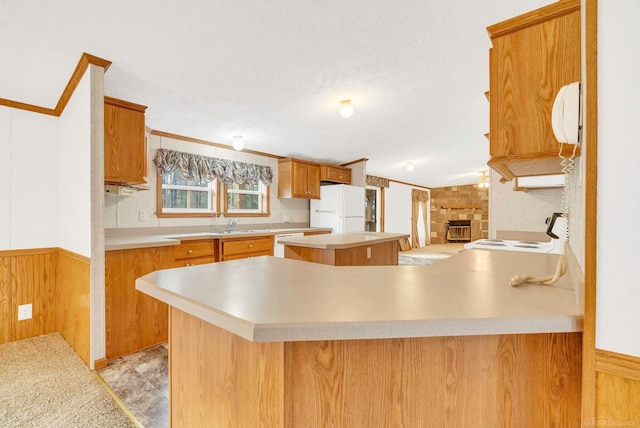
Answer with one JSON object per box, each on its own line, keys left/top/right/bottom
{"left": 136, "top": 248, "right": 583, "bottom": 427}
{"left": 280, "top": 232, "right": 408, "bottom": 266}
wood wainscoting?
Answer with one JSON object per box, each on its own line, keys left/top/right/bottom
{"left": 594, "top": 349, "right": 640, "bottom": 426}
{"left": 0, "top": 247, "right": 91, "bottom": 365}
{"left": 170, "top": 308, "right": 582, "bottom": 428}
{"left": 56, "top": 248, "right": 91, "bottom": 365}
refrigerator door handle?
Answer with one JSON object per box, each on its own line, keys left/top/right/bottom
{"left": 314, "top": 209, "right": 336, "bottom": 213}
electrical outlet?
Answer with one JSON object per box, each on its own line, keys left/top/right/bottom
{"left": 18, "top": 304, "right": 32, "bottom": 321}
{"left": 367, "top": 247, "right": 372, "bottom": 259}
{"left": 139, "top": 209, "right": 148, "bottom": 221}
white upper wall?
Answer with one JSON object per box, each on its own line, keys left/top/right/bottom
{"left": 59, "top": 72, "right": 92, "bottom": 257}
{"left": 0, "top": 107, "right": 59, "bottom": 250}
{"left": 0, "top": 107, "right": 10, "bottom": 249}
{"left": 596, "top": 0, "right": 640, "bottom": 357}
{"left": 384, "top": 181, "right": 429, "bottom": 244}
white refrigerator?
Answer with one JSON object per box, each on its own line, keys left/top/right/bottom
{"left": 310, "top": 184, "right": 365, "bottom": 233}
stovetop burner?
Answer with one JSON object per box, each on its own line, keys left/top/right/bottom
{"left": 476, "top": 241, "right": 507, "bottom": 247}
{"left": 464, "top": 238, "right": 561, "bottom": 254}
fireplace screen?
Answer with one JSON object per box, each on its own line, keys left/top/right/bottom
{"left": 446, "top": 220, "right": 471, "bottom": 242}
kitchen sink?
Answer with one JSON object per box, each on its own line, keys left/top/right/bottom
{"left": 171, "top": 230, "right": 277, "bottom": 239}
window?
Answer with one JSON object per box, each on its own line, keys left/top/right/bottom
{"left": 223, "top": 182, "right": 270, "bottom": 217}
{"left": 157, "top": 170, "right": 217, "bottom": 217}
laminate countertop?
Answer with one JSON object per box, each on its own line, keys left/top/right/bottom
{"left": 277, "top": 232, "right": 409, "bottom": 249}
{"left": 105, "top": 227, "right": 332, "bottom": 251}
{"left": 135, "top": 248, "right": 583, "bottom": 342}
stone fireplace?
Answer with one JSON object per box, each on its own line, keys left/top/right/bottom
{"left": 430, "top": 184, "right": 489, "bottom": 245}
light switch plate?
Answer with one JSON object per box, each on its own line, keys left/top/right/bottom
{"left": 18, "top": 303, "right": 32, "bottom": 321}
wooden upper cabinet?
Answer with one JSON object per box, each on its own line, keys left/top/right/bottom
{"left": 487, "top": 0, "right": 581, "bottom": 181}
{"left": 278, "top": 158, "right": 321, "bottom": 199}
{"left": 320, "top": 164, "right": 352, "bottom": 184}
{"left": 104, "top": 96, "right": 148, "bottom": 185}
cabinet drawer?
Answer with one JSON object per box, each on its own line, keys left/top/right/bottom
{"left": 174, "top": 256, "right": 216, "bottom": 267}
{"left": 222, "top": 250, "right": 272, "bottom": 261}
{"left": 174, "top": 240, "right": 215, "bottom": 260}
{"left": 320, "top": 165, "right": 351, "bottom": 184}
{"left": 222, "top": 237, "right": 273, "bottom": 257}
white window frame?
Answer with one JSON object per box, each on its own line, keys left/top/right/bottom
{"left": 159, "top": 172, "right": 218, "bottom": 215}
{"left": 224, "top": 182, "right": 268, "bottom": 215}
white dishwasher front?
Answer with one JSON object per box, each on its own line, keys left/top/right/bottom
{"left": 273, "top": 233, "right": 304, "bottom": 258}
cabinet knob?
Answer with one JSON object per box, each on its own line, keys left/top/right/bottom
{"left": 338, "top": 175, "right": 343, "bottom": 178}
{"left": 188, "top": 249, "right": 193, "bottom": 254}
{"left": 249, "top": 245, "right": 253, "bottom": 248}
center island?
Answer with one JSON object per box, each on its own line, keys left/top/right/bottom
{"left": 279, "top": 231, "right": 409, "bottom": 266}
{"left": 136, "top": 248, "right": 583, "bottom": 427}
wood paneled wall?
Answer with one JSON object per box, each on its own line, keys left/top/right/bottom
{"left": 0, "top": 248, "right": 91, "bottom": 365}
{"left": 170, "top": 308, "right": 582, "bottom": 428}
{"left": 594, "top": 349, "right": 640, "bottom": 426}
{"left": 0, "top": 249, "right": 58, "bottom": 344}
{"left": 56, "top": 249, "right": 91, "bottom": 365}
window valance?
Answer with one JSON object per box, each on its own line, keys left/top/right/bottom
{"left": 366, "top": 175, "right": 390, "bottom": 188}
{"left": 153, "top": 148, "right": 273, "bottom": 186}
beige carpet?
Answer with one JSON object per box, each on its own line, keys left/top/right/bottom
{"left": 0, "top": 333, "right": 137, "bottom": 428}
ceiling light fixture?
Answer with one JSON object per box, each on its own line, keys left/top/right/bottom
{"left": 232, "top": 135, "right": 244, "bottom": 151}
{"left": 478, "top": 170, "right": 490, "bottom": 188}
{"left": 339, "top": 100, "right": 354, "bottom": 118}
{"left": 406, "top": 162, "right": 414, "bottom": 172}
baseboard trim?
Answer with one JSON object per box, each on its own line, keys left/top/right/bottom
{"left": 596, "top": 348, "right": 640, "bottom": 382}
{"left": 94, "top": 357, "right": 108, "bottom": 370}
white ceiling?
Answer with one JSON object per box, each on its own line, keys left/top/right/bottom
{"left": 1, "top": 0, "right": 551, "bottom": 188}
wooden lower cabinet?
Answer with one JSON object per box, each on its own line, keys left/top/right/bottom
{"left": 219, "top": 236, "right": 274, "bottom": 261}
{"left": 173, "top": 239, "right": 216, "bottom": 267}
{"left": 105, "top": 236, "right": 276, "bottom": 359}
{"left": 105, "top": 246, "right": 175, "bottom": 360}
{"left": 170, "top": 308, "right": 582, "bottom": 427}
{"left": 284, "top": 240, "right": 399, "bottom": 266}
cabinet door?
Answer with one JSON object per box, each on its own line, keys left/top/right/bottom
{"left": 291, "top": 162, "right": 310, "bottom": 198}
{"left": 277, "top": 158, "right": 321, "bottom": 199}
{"left": 105, "top": 246, "right": 174, "bottom": 360}
{"left": 306, "top": 164, "right": 321, "bottom": 199}
{"left": 104, "top": 97, "right": 147, "bottom": 185}
{"left": 321, "top": 165, "right": 351, "bottom": 184}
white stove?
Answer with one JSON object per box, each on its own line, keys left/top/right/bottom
{"left": 464, "top": 238, "right": 563, "bottom": 254}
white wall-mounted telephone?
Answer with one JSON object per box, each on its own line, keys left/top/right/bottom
{"left": 551, "top": 81, "right": 581, "bottom": 145}
{"left": 510, "top": 81, "right": 582, "bottom": 287}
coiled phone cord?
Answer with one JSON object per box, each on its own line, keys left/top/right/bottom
{"left": 510, "top": 142, "right": 578, "bottom": 287}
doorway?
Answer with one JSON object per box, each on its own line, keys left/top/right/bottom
{"left": 365, "top": 187, "right": 380, "bottom": 232}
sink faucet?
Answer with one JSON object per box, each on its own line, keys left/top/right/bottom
{"left": 226, "top": 218, "right": 239, "bottom": 232}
